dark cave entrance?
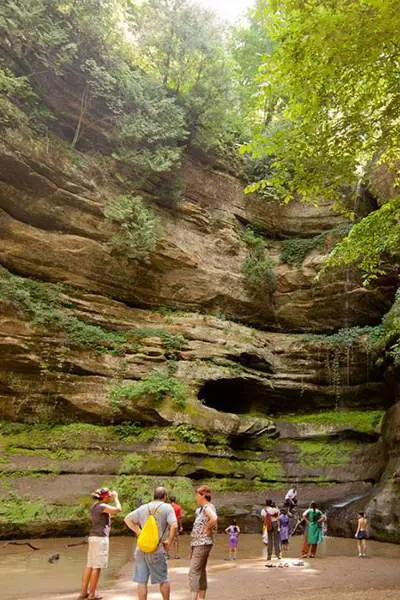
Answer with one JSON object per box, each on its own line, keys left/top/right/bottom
{"left": 198, "top": 377, "right": 321, "bottom": 416}
{"left": 198, "top": 377, "right": 275, "bottom": 415}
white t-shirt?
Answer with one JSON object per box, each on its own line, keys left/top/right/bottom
{"left": 261, "top": 506, "right": 280, "bottom": 522}
{"left": 285, "top": 488, "right": 297, "bottom": 501}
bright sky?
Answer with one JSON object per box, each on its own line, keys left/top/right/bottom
{"left": 196, "top": 0, "right": 253, "bottom": 23}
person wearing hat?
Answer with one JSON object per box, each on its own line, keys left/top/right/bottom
{"left": 79, "top": 487, "right": 121, "bottom": 600}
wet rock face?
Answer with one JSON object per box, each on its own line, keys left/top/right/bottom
{"left": 0, "top": 142, "right": 395, "bottom": 332}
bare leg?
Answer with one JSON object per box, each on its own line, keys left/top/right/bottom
{"left": 137, "top": 583, "right": 148, "bottom": 600}
{"left": 160, "top": 582, "right": 170, "bottom": 600}
{"left": 362, "top": 539, "right": 367, "bottom": 555}
{"left": 310, "top": 544, "right": 317, "bottom": 557}
{"left": 357, "top": 540, "right": 362, "bottom": 555}
{"left": 198, "top": 591, "right": 207, "bottom": 599}
{"left": 88, "top": 568, "right": 101, "bottom": 597}
{"left": 81, "top": 567, "right": 92, "bottom": 596}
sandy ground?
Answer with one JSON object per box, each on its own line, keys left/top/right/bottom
{"left": 26, "top": 552, "right": 400, "bottom": 600}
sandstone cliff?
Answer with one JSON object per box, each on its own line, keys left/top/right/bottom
{"left": 0, "top": 134, "right": 397, "bottom": 538}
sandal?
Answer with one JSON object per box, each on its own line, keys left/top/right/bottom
{"left": 78, "top": 594, "right": 89, "bottom": 599}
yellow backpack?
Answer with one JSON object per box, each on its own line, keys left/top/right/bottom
{"left": 137, "top": 504, "right": 163, "bottom": 553}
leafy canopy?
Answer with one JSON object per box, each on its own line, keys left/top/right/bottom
{"left": 238, "top": 0, "right": 400, "bottom": 280}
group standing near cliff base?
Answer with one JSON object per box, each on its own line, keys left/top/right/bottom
{"left": 77, "top": 483, "right": 369, "bottom": 600}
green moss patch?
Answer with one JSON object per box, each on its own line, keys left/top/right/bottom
{"left": 0, "top": 268, "right": 185, "bottom": 356}
{"left": 0, "top": 421, "right": 158, "bottom": 450}
{"left": 109, "top": 371, "right": 187, "bottom": 409}
{"left": 291, "top": 439, "right": 361, "bottom": 468}
{"left": 283, "top": 410, "right": 384, "bottom": 434}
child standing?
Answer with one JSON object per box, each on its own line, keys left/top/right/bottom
{"left": 355, "top": 512, "right": 368, "bottom": 557}
{"left": 279, "top": 509, "right": 290, "bottom": 556}
{"left": 225, "top": 520, "right": 240, "bottom": 560}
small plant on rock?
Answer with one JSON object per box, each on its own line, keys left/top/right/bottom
{"left": 241, "top": 227, "right": 276, "bottom": 292}
{"left": 105, "top": 194, "right": 161, "bottom": 261}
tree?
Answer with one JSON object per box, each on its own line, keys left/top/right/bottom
{"left": 127, "top": 0, "right": 236, "bottom": 151}
{"left": 240, "top": 0, "right": 400, "bottom": 279}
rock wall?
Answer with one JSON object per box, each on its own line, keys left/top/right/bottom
{"left": 0, "top": 135, "right": 398, "bottom": 538}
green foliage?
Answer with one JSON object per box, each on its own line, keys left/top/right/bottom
{"left": 304, "top": 325, "right": 382, "bottom": 352}
{"left": 0, "top": 492, "right": 89, "bottom": 525}
{"left": 109, "top": 371, "right": 187, "bottom": 409}
{"left": 238, "top": 0, "right": 400, "bottom": 281}
{"left": 112, "top": 475, "right": 194, "bottom": 515}
{"left": 284, "top": 411, "right": 384, "bottom": 435}
{"left": 1, "top": 0, "right": 187, "bottom": 174}
{"left": 0, "top": 268, "right": 186, "bottom": 357}
{"left": 381, "top": 288, "right": 400, "bottom": 366}
{"left": 242, "top": 228, "right": 276, "bottom": 291}
{"left": 323, "top": 196, "right": 400, "bottom": 283}
{"left": 0, "top": 68, "right": 36, "bottom": 128}
{"left": 131, "top": 0, "right": 237, "bottom": 153}
{"left": 118, "top": 453, "right": 144, "bottom": 475}
{"left": 0, "top": 268, "right": 128, "bottom": 352}
{"left": 244, "top": 0, "right": 400, "bottom": 200}
{"left": 104, "top": 195, "right": 161, "bottom": 261}
{"left": 172, "top": 424, "right": 206, "bottom": 444}
{"left": 280, "top": 236, "right": 325, "bottom": 266}
{"left": 280, "top": 226, "right": 351, "bottom": 265}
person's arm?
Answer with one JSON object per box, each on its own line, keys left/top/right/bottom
{"left": 224, "top": 526, "right": 230, "bottom": 534}
{"left": 124, "top": 510, "right": 141, "bottom": 536}
{"left": 204, "top": 505, "right": 217, "bottom": 536}
{"left": 355, "top": 517, "right": 360, "bottom": 538}
{"left": 103, "top": 491, "right": 122, "bottom": 515}
{"left": 237, "top": 526, "right": 241, "bottom": 534}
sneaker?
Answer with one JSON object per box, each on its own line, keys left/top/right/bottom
{"left": 358, "top": 553, "right": 362, "bottom": 557}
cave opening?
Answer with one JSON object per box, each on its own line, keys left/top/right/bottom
{"left": 198, "top": 377, "right": 290, "bottom": 415}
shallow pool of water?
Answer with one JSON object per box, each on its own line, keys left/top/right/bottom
{"left": 2, "top": 534, "right": 400, "bottom": 600}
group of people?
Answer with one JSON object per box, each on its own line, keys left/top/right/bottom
{"left": 79, "top": 484, "right": 217, "bottom": 600}
{"left": 78, "top": 483, "right": 370, "bottom": 600}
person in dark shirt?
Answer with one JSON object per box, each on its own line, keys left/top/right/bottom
{"left": 79, "top": 487, "right": 121, "bottom": 600}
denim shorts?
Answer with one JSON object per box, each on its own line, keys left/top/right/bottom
{"left": 133, "top": 549, "right": 168, "bottom": 585}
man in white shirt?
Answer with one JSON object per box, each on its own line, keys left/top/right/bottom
{"left": 284, "top": 485, "right": 297, "bottom": 514}
{"left": 261, "top": 499, "right": 281, "bottom": 561}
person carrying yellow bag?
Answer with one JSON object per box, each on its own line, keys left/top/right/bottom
{"left": 124, "top": 487, "right": 177, "bottom": 600}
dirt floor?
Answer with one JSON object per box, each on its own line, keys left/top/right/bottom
{"left": 26, "top": 549, "right": 400, "bottom": 600}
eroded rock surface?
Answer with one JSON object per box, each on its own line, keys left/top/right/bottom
{"left": 0, "top": 137, "right": 397, "bottom": 539}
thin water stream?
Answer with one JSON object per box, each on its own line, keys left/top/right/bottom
{"left": 2, "top": 534, "right": 400, "bottom": 600}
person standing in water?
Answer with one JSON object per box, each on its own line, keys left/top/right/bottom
{"left": 355, "top": 512, "right": 368, "bottom": 557}
{"left": 79, "top": 487, "right": 121, "bottom": 600}
{"left": 225, "top": 520, "right": 240, "bottom": 560}
{"left": 304, "top": 502, "right": 326, "bottom": 558}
